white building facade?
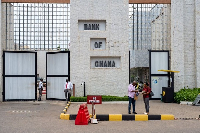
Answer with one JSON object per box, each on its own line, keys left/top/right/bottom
{"left": 70, "top": 0, "right": 129, "bottom": 97}
{"left": 0, "top": 0, "right": 200, "bottom": 101}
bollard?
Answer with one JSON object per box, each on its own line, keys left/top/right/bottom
{"left": 73, "top": 84, "right": 75, "bottom": 96}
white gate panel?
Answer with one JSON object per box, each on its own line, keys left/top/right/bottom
{"left": 150, "top": 51, "right": 169, "bottom": 99}
{"left": 5, "top": 53, "right": 35, "bottom": 75}
{"left": 151, "top": 76, "right": 169, "bottom": 98}
{"left": 46, "top": 52, "right": 70, "bottom": 100}
{"left": 47, "top": 53, "right": 69, "bottom": 75}
{"left": 3, "top": 51, "right": 37, "bottom": 101}
{"left": 5, "top": 77, "right": 35, "bottom": 100}
{"left": 151, "top": 52, "right": 168, "bottom": 74}
{"left": 47, "top": 77, "right": 66, "bottom": 99}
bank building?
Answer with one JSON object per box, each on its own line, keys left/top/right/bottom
{"left": 0, "top": 0, "right": 200, "bottom": 101}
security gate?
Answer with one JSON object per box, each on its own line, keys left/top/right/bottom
{"left": 149, "top": 50, "right": 170, "bottom": 99}
{"left": 46, "top": 51, "right": 70, "bottom": 100}
{"left": 3, "top": 51, "right": 37, "bottom": 101}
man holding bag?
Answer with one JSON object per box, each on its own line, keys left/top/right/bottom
{"left": 128, "top": 81, "right": 138, "bottom": 114}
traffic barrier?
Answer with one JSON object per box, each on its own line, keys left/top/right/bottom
{"left": 60, "top": 113, "right": 70, "bottom": 120}
{"left": 75, "top": 103, "right": 90, "bottom": 125}
{"left": 60, "top": 101, "right": 71, "bottom": 119}
{"left": 109, "top": 114, "right": 122, "bottom": 121}
{"left": 161, "top": 114, "right": 174, "bottom": 120}
{"left": 135, "top": 114, "right": 148, "bottom": 121}
{"left": 63, "top": 114, "right": 175, "bottom": 121}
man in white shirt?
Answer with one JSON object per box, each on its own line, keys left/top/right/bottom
{"left": 38, "top": 78, "right": 43, "bottom": 101}
{"left": 128, "top": 81, "right": 138, "bottom": 114}
{"left": 64, "top": 79, "right": 73, "bottom": 103}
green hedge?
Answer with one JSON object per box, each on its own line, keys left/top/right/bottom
{"left": 70, "top": 95, "right": 128, "bottom": 102}
{"left": 70, "top": 96, "right": 87, "bottom": 102}
{"left": 174, "top": 88, "right": 200, "bottom": 103}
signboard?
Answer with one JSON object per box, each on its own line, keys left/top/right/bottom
{"left": 87, "top": 95, "right": 102, "bottom": 104}
{"left": 90, "top": 57, "right": 121, "bottom": 68}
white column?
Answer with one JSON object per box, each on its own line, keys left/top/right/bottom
{"left": 70, "top": 0, "right": 129, "bottom": 96}
{"left": 195, "top": 0, "right": 200, "bottom": 87}
{"left": 171, "top": 0, "right": 185, "bottom": 91}
{"left": 183, "top": 0, "right": 195, "bottom": 88}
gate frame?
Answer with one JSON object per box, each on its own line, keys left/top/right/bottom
{"left": 3, "top": 51, "right": 37, "bottom": 101}
{"left": 149, "top": 50, "right": 170, "bottom": 100}
{"left": 46, "top": 51, "right": 70, "bottom": 100}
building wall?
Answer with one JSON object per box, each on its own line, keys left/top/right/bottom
{"left": 0, "top": 3, "right": 14, "bottom": 101}
{"left": 70, "top": 0, "right": 129, "bottom": 97}
{"left": 0, "top": 2, "right": 2, "bottom": 101}
{"left": 171, "top": 0, "right": 200, "bottom": 91}
{"left": 195, "top": 0, "right": 200, "bottom": 88}
{"left": 1, "top": 0, "right": 200, "bottom": 101}
{"left": 1, "top": 3, "right": 14, "bottom": 50}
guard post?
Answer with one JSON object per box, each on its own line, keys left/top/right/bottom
{"left": 158, "top": 70, "right": 180, "bottom": 103}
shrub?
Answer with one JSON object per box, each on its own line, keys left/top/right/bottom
{"left": 174, "top": 88, "right": 200, "bottom": 103}
{"left": 70, "top": 95, "right": 128, "bottom": 102}
{"left": 70, "top": 96, "right": 87, "bottom": 102}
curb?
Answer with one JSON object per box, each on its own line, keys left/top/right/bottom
{"left": 60, "top": 114, "right": 175, "bottom": 121}
{"left": 61, "top": 101, "right": 71, "bottom": 114}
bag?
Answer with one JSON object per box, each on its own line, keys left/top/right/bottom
{"left": 148, "top": 87, "right": 154, "bottom": 97}
{"left": 134, "top": 93, "right": 138, "bottom": 100}
{"left": 38, "top": 87, "right": 43, "bottom": 91}
{"left": 134, "top": 92, "right": 139, "bottom": 100}
{"left": 149, "top": 91, "right": 154, "bottom": 97}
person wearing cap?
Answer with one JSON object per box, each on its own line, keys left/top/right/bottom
{"left": 128, "top": 81, "right": 138, "bottom": 114}
{"left": 38, "top": 78, "right": 43, "bottom": 101}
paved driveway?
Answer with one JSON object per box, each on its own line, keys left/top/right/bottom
{"left": 0, "top": 95, "right": 200, "bottom": 133}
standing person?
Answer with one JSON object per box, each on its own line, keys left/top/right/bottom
{"left": 38, "top": 78, "right": 43, "bottom": 101}
{"left": 64, "top": 79, "right": 73, "bottom": 103}
{"left": 142, "top": 82, "right": 151, "bottom": 115}
{"left": 128, "top": 81, "right": 138, "bottom": 114}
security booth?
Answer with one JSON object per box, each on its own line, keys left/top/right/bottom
{"left": 158, "top": 70, "right": 180, "bottom": 103}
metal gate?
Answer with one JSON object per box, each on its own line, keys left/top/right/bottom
{"left": 46, "top": 51, "right": 70, "bottom": 100}
{"left": 149, "top": 50, "right": 169, "bottom": 99}
{"left": 3, "top": 51, "right": 37, "bottom": 101}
